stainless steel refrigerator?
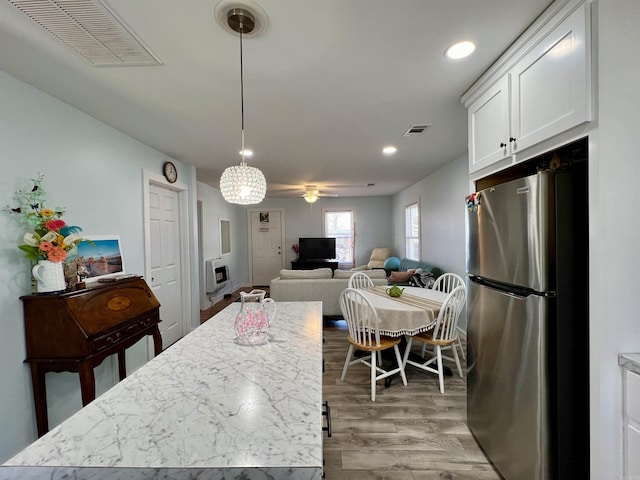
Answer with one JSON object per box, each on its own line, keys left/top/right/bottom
{"left": 466, "top": 167, "right": 589, "bottom": 479}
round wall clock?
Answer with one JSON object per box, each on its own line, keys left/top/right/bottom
{"left": 163, "top": 161, "right": 178, "bottom": 183}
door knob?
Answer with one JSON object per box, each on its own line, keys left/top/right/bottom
{"left": 509, "top": 137, "right": 517, "bottom": 142}
{"left": 500, "top": 142, "right": 507, "bottom": 148}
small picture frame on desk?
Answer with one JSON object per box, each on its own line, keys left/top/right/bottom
{"left": 66, "top": 235, "right": 126, "bottom": 285}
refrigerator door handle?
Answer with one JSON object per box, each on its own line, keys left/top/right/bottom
{"left": 469, "top": 275, "right": 555, "bottom": 298}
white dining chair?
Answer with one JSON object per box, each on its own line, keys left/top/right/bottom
{"left": 339, "top": 288, "right": 407, "bottom": 401}
{"left": 431, "top": 273, "right": 466, "bottom": 360}
{"left": 348, "top": 271, "right": 374, "bottom": 289}
{"left": 402, "top": 285, "right": 466, "bottom": 394}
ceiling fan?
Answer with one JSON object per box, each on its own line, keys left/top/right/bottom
{"left": 268, "top": 183, "right": 371, "bottom": 202}
{"left": 300, "top": 185, "right": 336, "bottom": 203}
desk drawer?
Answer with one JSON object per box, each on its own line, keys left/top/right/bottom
{"left": 92, "top": 314, "right": 159, "bottom": 353}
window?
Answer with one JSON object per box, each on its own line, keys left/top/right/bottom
{"left": 324, "top": 210, "right": 354, "bottom": 266}
{"left": 405, "top": 202, "right": 420, "bottom": 260}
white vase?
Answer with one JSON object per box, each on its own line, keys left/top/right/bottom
{"left": 32, "top": 260, "right": 66, "bottom": 294}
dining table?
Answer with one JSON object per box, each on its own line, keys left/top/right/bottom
{"left": 357, "top": 286, "right": 449, "bottom": 385}
{"left": 359, "top": 286, "right": 448, "bottom": 336}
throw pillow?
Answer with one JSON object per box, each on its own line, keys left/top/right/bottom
{"left": 388, "top": 269, "right": 415, "bottom": 283}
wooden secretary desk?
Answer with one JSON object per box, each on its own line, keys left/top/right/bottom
{"left": 20, "top": 276, "right": 163, "bottom": 437}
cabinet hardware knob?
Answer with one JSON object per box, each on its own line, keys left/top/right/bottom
{"left": 500, "top": 142, "right": 507, "bottom": 148}
{"left": 510, "top": 137, "right": 517, "bottom": 142}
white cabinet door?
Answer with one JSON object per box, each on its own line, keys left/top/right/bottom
{"left": 468, "top": 76, "right": 510, "bottom": 173}
{"left": 510, "top": 3, "right": 590, "bottom": 153}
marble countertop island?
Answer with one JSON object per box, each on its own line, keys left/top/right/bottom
{"left": 2, "top": 301, "right": 324, "bottom": 480}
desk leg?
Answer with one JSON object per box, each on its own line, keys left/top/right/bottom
{"left": 117, "top": 350, "right": 127, "bottom": 381}
{"left": 151, "top": 326, "right": 163, "bottom": 356}
{"left": 78, "top": 361, "right": 96, "bottom": 406}
{"left": 29, "top": 363, "right": 49, "bottom": 438}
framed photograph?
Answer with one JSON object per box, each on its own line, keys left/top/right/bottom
{"left": 67, "top": 235, "right": 126, "bottom": 283}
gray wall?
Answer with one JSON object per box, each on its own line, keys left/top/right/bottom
{"left": 254, "top": 196, "right": 394, "bottom": 269}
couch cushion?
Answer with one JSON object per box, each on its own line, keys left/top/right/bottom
{"left": 279, "top": 268, "right": 333, "bottom": 279}
{"left": 367, "top": 247, "right": 390, "bottom": 269}
{"left": 334, "top": 269, "right": 387, "bottom": 279}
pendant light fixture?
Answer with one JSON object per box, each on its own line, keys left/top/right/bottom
{"left": 220, "top": 7, "right": 266, "bottom": 205}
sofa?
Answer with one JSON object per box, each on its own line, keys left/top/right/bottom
{"left": 386, "top": 258, "right": 444, "bottom": 286}
{"left": 269, "top": 268, "right": 388, "bottom": 316}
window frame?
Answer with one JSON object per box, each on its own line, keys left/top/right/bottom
{"left": 322, "top": 209, "right": 355, "bottom": 268}
{"left": 405, "top": 201, "right": 421, "bottom": 260}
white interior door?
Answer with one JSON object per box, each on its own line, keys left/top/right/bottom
{"left": 250, "top": 210, "right": 284, "bottom": 286}
{"left": 149, "top": 184, "right": 183, "bottom": 347}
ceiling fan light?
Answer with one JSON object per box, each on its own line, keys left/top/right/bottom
{"left": 303, "top": 191, "right": 319, "bottom": 203}
{"left": 220, "top": 164, "right": 266, "bottom": 204}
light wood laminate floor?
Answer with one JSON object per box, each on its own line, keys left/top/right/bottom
{"left": 322, "top": 320, "right": 501, "bottom": 480}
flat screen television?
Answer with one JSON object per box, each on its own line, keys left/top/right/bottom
{"left": 298, "top": 237, "right": 336, "bottom": 261}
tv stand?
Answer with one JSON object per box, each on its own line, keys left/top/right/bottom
{"left": 291, "top": 259, "right": 339, "bottom": 272}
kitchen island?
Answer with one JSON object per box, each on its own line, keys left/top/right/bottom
{"left": 2, "top": 301, "right": 324, "bottom": 480}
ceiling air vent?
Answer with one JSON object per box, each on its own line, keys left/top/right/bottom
{"left": 7, "top": 0, "right": 162, "bottom": 67}
{"left": 403, "top": 124, "right": 431, "bottom": 137}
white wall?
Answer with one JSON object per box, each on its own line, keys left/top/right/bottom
{"left": 196, "top": 181, "right": 250, "bottom": 310}
{"left": 392, "top": 155, "right": 468, "bottom": 274}
{"left": 0, "top": 71, "right": 197, "bottom": 461}
{"left": 590, "top": 0, "right": 640, "bottom": 476}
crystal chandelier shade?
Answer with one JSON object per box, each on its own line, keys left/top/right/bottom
{"left": 220, "top": 164, "right": 267, "bottom": 205}
{"left": 220, "top": 7, "right": 266, "bottom": 205}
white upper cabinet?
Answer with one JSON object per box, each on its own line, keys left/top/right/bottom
{"left": 510, "top": 3, "right": 590, "bottom": 153}
{"left": 465, "top": 0, "right": 591, "bottom": 175}
{"left": 468, "top": 76, "right": 511, "bottom": 173}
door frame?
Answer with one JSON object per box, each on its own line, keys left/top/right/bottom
{"left": 247, "top": 208, "right": 286, "bottom": 284}
{"left": 142, "top": 169, "right": 192, "bottom": 358}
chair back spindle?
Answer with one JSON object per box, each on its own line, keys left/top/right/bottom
{"left": 432, "top": 273, "right": 464, "bottom": 294}
{"left": 339, "top": 288, "right": 380, "bottom": 348}
{"left": 431, "top": 286, "right": 466, "bottom": 342}
{"left": 348, "top": 272, "right": 375, "bottom": 290}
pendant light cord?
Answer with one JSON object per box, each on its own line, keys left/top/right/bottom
{"left": 239, "top": 24, "right": 246, "bottom": 166}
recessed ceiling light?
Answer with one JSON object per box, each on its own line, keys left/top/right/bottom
{"left": 446, "top": 41, "right": 476, "bottom": 59}
{"left": 239, "top": 149, "right": 253, "bottom": 157}
{"left": 382, "top": 146, "right": 397, "bottom": 155}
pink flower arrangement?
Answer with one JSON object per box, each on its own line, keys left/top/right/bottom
{"left": 292, "top": 243, "right": 299, "bottom": 254}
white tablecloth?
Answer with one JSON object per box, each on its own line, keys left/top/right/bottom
{"left": 359, "top": 286, "right": 448, "bottom": 336}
